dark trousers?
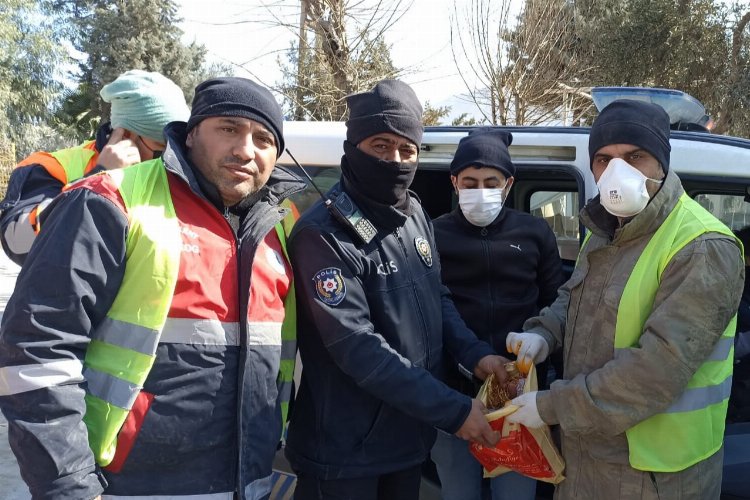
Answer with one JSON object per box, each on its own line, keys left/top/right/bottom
{"left": 293, "top": 464, "right": 422, "bottom": 500}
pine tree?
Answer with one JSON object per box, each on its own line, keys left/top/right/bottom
{"left": 564, "top": 0, "right": 748, "bottom": 135}
{"left": 0, "top": 0, "right": 68, "bottom": 156}
{"left": 277, "top": 0, "right": 404, "bottom": 121}
{"left": 55, "top": 0, "right": 218, "bottom": 139}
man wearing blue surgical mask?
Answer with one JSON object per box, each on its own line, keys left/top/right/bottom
{"left": 505, "top": 100, "right": 745, "bottom": 499}
{"left": 431, "top": 128, "right": 564, "bottom": 500}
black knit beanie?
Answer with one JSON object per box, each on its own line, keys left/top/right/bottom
{"left": 450, "top": 128, "right": 515, "bottom": 178}
{"left": 588, "top": 99, "right": 671, "bottom": 172}
{"left": 345, "top": 80, "right": 423, "bottom": 148}
{"left": 187, "top": 77, "right": 284, "bottom": 157}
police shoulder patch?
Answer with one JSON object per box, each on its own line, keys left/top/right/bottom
{"left": 414, "top": 236, "right": 433, "bottom": 267}
{"left": 313, "top": 267, "right": 346, "bottom": 306}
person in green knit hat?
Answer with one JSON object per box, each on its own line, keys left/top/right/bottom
{"left": 0, "top": 69, "right": 189, "bottom": 265}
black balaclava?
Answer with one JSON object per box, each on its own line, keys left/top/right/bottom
{"left": 341, "top": 80, "right": 423, "bottom": 219}
{"left": 341, "top": 142, "right": 418, "bottom": 210}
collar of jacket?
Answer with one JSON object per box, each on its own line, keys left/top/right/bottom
{"left": 161, "top": 121, "right": 306, "bottom": 214}
{"left": 337, "top": 176, "right": 413, "bottom": 232}
{"left": 94, "top": 121, "right": 112, "bottom": 152}
{"left": 581, "top": 168, "right": 685, "bottom": 244}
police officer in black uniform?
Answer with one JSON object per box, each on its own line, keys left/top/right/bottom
{"left": 285, "top": 80, "right": 511, "bottom": 500}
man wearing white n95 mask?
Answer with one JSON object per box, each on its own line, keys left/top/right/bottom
{"left": 506, "top": 99, "right": 744, "bottom": 499}
{"left": 431, "top": 128, "right": 564, "bottom": 500}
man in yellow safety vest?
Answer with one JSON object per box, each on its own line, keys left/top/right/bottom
{"left": 505, "top": 100, "right": 744, "bottom": 499}
{"left": 0, "top": 76, "right": 304, "bottom": 500}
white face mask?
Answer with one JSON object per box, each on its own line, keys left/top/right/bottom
{"left": 596, "top": 158, "right": 662, "bottom": 218}
{"left": 458, "top": 188, "right": 504, "bottom": 227}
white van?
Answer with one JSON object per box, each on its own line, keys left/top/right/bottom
{"left": 279, "top": 88, "right": 750, "bottom": 271}
{"left": 276, "top": 87, "right": 750, "bottom": 500}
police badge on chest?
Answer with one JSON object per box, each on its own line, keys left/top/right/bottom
{"left": 414, "top": 236, "right": 433, "bottom": 267}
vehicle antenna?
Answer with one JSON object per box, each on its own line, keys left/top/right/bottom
{"left": 285, "top": 148, "right": 330, "bottom": 204}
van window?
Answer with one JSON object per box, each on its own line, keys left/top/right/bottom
{"left": 411, "top": 168, "right": 455, "bottom": 219}
{"left": 694, "top": 193, "right": 750, "bottom": 231}
{"left": 531, "top": 190, "right": 580, "bottom": 261}
{"left": 287, "top": 166, "right": 341, "bottom": 214}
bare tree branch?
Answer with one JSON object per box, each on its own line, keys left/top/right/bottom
{"left": 451, "top": 0, "right": 588, "bottom": 126}
{"left": 273, "top": 0, "right": 409, "bottom": 120}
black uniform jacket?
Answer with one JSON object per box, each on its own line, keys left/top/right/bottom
{"left": 433, "top": 206, "right": 564, "bottom": 393}
{"left": 285, "top": 184, "right": 494, "bottom": 479}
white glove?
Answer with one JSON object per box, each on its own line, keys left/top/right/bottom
{"left": 506, "top": 332, "right": 549, "bottom": 372}
{"left": 506, "top": 391, "right": 545, "bottom": 428}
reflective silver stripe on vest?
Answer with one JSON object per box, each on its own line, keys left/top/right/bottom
{"left": 616, "top": 335, "right": 734, "bottom": 362}
{"left": 281, "top": 341, "right": 296, "bottom": 361}
{"left": 278, "top": 380, "right": 293, "bottom": 395}
{"left": 706, "top": 336, "right": 734, "bottom": 362}
{"left": 4, "top": 208, "right": 37, "bottom": 256}
{"left": 247, "top": 322, "right": 282, "bottom": 346}
{"left": 84, "top": 367, "right": 140, "bottom": 410}
{"left": 244, "top": 472, "right": 273, "bottom": 500}
{"left": 160, "top": 318, "right": 240, "bottom": 346}
{"left": 665, "top": 375, "right": 733, "bottom": 414}
{"left": 95, "top": 317, "right": 160, "bottom": 355}
{"left": 102, "top": 493, "right": 233, "bottom": 499}
{"left": 0, "top": 359, "right": 83, "bottom": 396}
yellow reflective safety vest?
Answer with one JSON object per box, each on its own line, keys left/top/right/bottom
{"left": 615, "top": 193, "right": 740, "bottom": 472}
{"left": 82, "top": 160, "right": 297, "bottom": 465}
{"left": 276, "top": 198, "right": 300, "bottom": 430}
{"left": 17, "top": 140, "right": 98, "bottom": 185}
{"left": 82, "top": 159, "right": 181, "bottom": 466}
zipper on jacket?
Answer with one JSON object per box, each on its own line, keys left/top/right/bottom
{"left": 235, "top": 233, "right": 245, "bottom": 498}
{"left": 480, "top": 230, "right": 494, "bottom": 339}
{"left": 213, "top": 203, "right": 247, "bottom": 497}
{"left": 219, "top": 206, "right": 245, "bottom": 497}
{"left": 231, "top": 207, "right": 286, "bottom": 499}
{"left": 394, "top": 227, "right": 431, "bottom": 367}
